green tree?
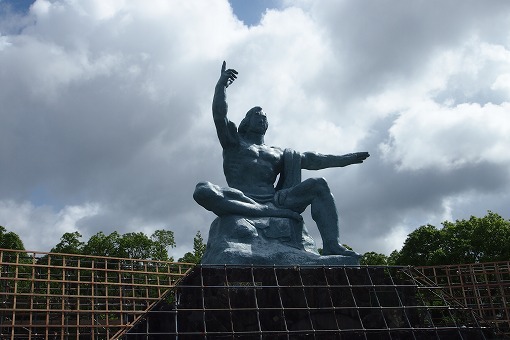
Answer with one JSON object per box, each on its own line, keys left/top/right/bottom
{"left": 360, "top": 252, "right": 388, "bottom": 265}
{"left": 387, "top": 250, "right": 400, "bottom": 266}
{"left": 394, "top": 211, "right": 510, "bottom": 266}
{"left": 394, "top": 224, "right": 443, "bottom": 266}
{"left": 441, "top": 211, "right": 510, "bottom": 263}
{"left": 118, "top": 232, "right": 155, "bottom": 259}
{"left": 81, "top": 229, "right": 176, "bottom": 261}
{"left": 179, "top": 231, "right": 206, "bottom": 264}
{"left": 0, "top": 226, "right": 25, "bottom": 250}
{"left": 82, "top": 231, "right": 121, "bottom": 257}
{"left": 150, "top": 229, "right": 176, "bottom": 261}
{"left": 51, "top": 231, "right": 84, "bottom": 254}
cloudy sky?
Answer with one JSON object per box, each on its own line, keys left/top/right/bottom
{"left": 1, "top": 0, "right": 509, "bottom": 259}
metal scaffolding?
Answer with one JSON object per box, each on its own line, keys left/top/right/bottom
{"left": 2, "top": 247, "right": 508, "bottom": 339}
{"left": 0, "top": 248, "right": 193, "bottom": 340}
{"left": 415, "top": 261, "right": 510, "bottom": 337}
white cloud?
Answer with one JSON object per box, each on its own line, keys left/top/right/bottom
{"left": 1, "top": 0, "right": 510, "bottom": 257}
{"left": 30, "top": 0, "right": 51, "bottom": 16}
{"left": 0, "top": 200, "right": 100, "bottom": 251}
{"left": 0, "top": 35, "right": 10, "bottom": 49}
{"left": 380, "top": 101, "right": 510, "bottom": 171}
{"left": 369, "top": 36, "right": 510, "bottom": 172}
{"left": 492, "top": 73, "right": 510, "bottom": 93}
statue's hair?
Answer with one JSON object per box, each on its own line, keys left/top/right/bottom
{"left": 239, "top": 106, "right": 266, "bottom": 136}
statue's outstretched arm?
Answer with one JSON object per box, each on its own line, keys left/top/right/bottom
{"left": 301, "top": 151, "right": 370, "bottom": 170}
{"left": 212, "top": 61, "right": 238, "bottom": 148}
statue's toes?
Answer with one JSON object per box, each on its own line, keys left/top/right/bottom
{"left": 323, "top": 247, "right": 360, "bottom": 258}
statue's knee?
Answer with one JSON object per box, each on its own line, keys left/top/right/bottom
{"left": 308, "top": 177, "right": 332, "bottom": 198}
{"left": 193, "top": 181, "right": 213, "bottom": 203}
{"left": 312, "top": 177, "right": 330, "bottom": 191}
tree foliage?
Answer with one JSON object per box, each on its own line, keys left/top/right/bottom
{"left": 82, "top": 231, "right": 121, "bottom": 257}
{"left": 51, "top": 231, "right": 85, "bottom": 254}
{"left": 393, "top": 211, "right": 510, "bottom": 266}
{"left": 0, "top": 226, "right": 25, "bottom": 250}
{"left": 393, "top": 224, "right": 443, "bottom": 266}
{"left": 387, "top": 250, "right": 400, "bottom": 266}
{"left": 150, "top": 229, "right": 176, "bottom": 260}
{"left": 178, "top": 231, "right": 206, "bottom": 264}
{"left": 52, "top": 229, "right": 176, "bottom": 261}
{"left": 360, "top": 252, "right": 388, "bottom": 265}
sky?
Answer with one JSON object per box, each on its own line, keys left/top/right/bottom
{"left": 1, "top": 0, "right": 509, "bottom": 259}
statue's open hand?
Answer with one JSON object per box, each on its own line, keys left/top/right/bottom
{"left": 349, "top": 152, "right": 370, "bottom": 164}
{"left": 220, "top": 61, "right": 238, "bottom": 88}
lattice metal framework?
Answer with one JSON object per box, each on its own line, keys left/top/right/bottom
{"left": 3, "top": 247, "right": 508, "bottom": 339}
{"left": 415, "top": 261, "right": 510, "bottom": 337}
{"left": 0, "top": 248, "right": 193, "bottom": 340}
{"left": 125, "top": 265, "right": 497, "bottom": 339}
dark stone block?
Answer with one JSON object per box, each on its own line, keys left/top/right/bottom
{"left": 125, "top": 266, "right": 497, "bottom": 339}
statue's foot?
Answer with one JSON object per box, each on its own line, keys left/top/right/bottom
{"left": 322, "top": 243, "right": 361, "bottom": 258}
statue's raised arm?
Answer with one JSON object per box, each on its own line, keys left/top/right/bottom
{"left": 212, "top": 61, "right": 239, "bottom": 149}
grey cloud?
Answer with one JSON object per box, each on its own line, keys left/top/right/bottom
{"left": 327, "top": 121, "right": 510, "bottom": 253}
{"left": 305, "top": 1, "right": 510, "bottom": 100}
{"left": 1, "top": 0, "right": 510, "bottom": 258}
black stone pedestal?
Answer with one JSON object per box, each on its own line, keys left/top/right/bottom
{"left": 126, "top": 265, "right": 498, "bottom": 339}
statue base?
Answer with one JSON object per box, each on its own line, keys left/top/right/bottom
{"left": 201, "top": 215, "right": 360, "bottom": 265}
{"left": 127, "top": 266, "right": 495, "bottom": 339}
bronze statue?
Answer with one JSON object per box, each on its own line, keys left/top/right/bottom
{"left": 194, "top": 62, "right": 369, "bottom": 258}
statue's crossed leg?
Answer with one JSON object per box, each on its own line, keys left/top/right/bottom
{"left": 194, "top": 178, "right": 360, "bottom": 257}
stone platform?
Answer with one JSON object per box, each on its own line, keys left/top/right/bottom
{"left": 126, "top": 266, "right": 496, "bottom": 339}
{"left": 201, "top": 215, "right": 360, "bottom": 266}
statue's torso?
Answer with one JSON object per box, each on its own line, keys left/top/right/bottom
{"left": 223, "top": 140, "right": 283, "bottom": 197}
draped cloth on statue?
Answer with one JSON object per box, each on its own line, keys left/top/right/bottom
{"left": 255, "top": 148, "right": 303, "bottom": 240}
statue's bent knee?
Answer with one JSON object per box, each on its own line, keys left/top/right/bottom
{"left": 309, "top": 177, "right": 330, "bottom": 194}
{"left": 193, "top": 181, "right": 215, "bottom": 205}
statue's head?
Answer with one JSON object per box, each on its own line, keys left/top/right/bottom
{"left": 239, "top": 106, "right": 268, "bottom": 136}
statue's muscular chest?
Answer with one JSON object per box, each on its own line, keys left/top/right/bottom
{"left": 223, "top": 143, "right": 282, "bottom": 182}
{"left": 238, "top": 144, "right": 281, "bottom": 168}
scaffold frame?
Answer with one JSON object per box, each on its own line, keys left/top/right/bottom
{"left": 2, "top": 248, "right": 509, "bottom": 339}
{"left": 0, "top": 248, "right": 193, "bottom": 339}
{"left": 415, "top": 261, "right": 510, "bottom": 337}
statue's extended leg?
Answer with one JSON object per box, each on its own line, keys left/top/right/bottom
{"left": 193, "top": 182, "right": 302, "bottom": 220}
{"left": 280, "top": 178, "right": 359, "bottom": 257}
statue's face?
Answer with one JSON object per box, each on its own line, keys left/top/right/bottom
{"left": 248, "top": 110, "right": 268, "bottom": 134}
